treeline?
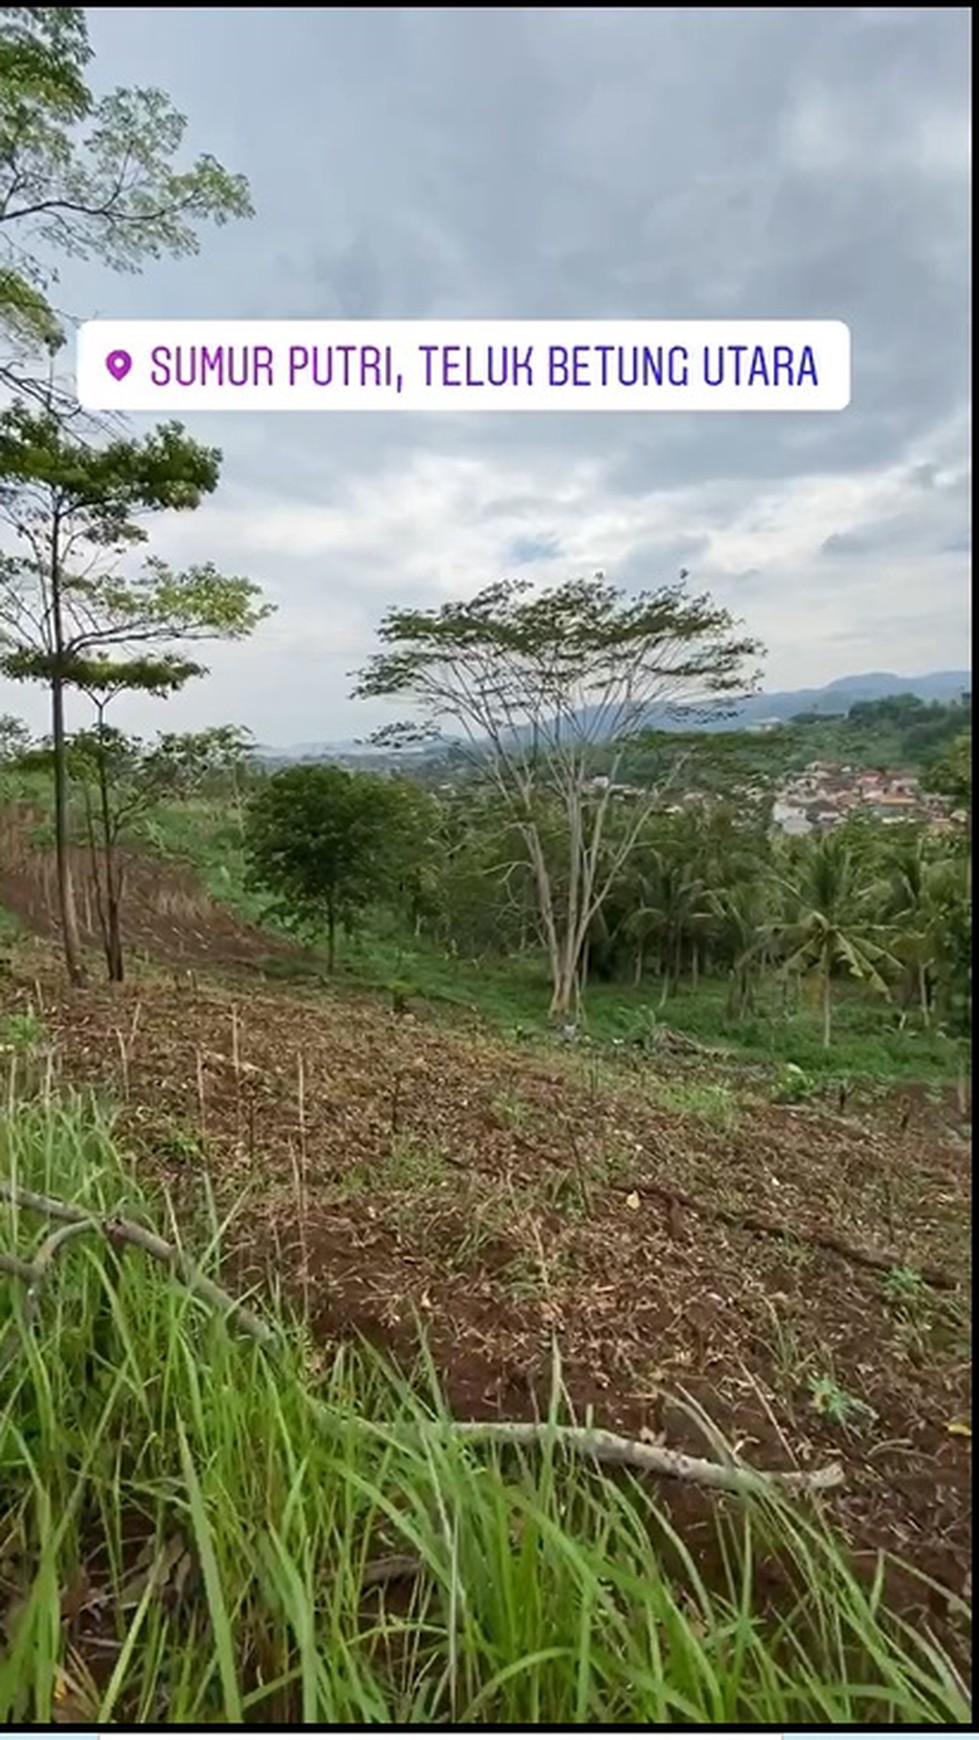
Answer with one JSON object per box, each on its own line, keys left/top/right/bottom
{"left": 2, "top": 569, "right": 972, "bottom": 1048}
{"left": 787, "top": 692, "right": 971, "bottom": 773}
{"left": 242, "top": 764, "right": 971, "bottom": 1046}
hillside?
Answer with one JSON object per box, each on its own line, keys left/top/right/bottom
{"left": 1, "top": 791, "right": 972, "bottom": 1720}
{"left": 0, "top": 1, "right": 970, "bottom": 1722}
{"left": 576, "top": 670, "right": 972, "bottom": 740}
{"left": 727, "top": 668, "right": 971, "bottom": 726}
{"left": 2, "top": 911, "right": 972, "bottom": 1587}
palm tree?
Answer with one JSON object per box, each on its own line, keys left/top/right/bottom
{"left": 875, "top": 833, "right": 959, "bottom": 1027}
{"left": 768, "top": 833, "right": 898, "bottom": 1047}
{"left": 624, "top": 842, "right": 712, "bottom": 1006}
{"left": 711, "top": 874, "right": 772, "bottom": 1018}
{"left": 923, "top": 848, "right": 972, "bottom": 1033}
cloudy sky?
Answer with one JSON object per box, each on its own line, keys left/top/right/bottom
{"left": 2, "top": 5, "right": 971, "bottom": 745}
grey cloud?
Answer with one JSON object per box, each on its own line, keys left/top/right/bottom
{"left": 821, "top": 493, "right": 968, "bottom": 562}
{"left": 940, "top": 467, "right": 972, "bottom": 499}
{"left": 614, "top": 534, "right": 713, "bottom": 583}
{"left": 822, "top": 531, "right": 873, "bottom": 557}
{"left": 6, "top": 3, "right": 965, "bottom": 741}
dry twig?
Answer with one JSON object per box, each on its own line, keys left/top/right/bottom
{"left": 442, "top": 1420, "right": 843, "bottom": 1495}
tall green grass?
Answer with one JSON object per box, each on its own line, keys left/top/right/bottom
{"left": 0, "top": 1093, "right": 971, "bottom": 1723}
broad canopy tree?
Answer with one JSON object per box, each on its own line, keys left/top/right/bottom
{"left": 354, "top": 574, "right": 764, "bottom": 1019}
{"left": 0, "top": 407, "right": 272, "bottom": 984}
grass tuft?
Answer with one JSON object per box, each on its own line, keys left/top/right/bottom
{"left": 0, "top": 1092, "right": 970, "bottom": 1724}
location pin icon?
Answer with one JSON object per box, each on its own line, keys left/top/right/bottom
{"left": 106, "top": 349, "right": 133, "bottom": 382}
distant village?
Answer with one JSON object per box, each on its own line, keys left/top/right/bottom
{"left": 769, "top": 763, "right": 960, "bottom": 836}
{"left": 585, "top": 763, "right": 961, "bottom": 836}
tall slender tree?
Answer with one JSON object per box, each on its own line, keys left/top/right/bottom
{"left": 0, "top": 408, "right": 272, "bottom": 983}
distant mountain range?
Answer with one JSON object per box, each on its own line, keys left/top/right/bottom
{"left": 662, "top": 668, "right": 972, "bottom": 733}
{"left": 257, "top": 670, "right": 971, "bottom": 762}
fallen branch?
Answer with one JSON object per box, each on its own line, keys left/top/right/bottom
{"left": 650, "top": 1028, "right": 730, "bottom": 1058}
{"left": 440, "top": 1420, "right": 843, "bottom": 1496}
{"left": 1, "top": 1178, "right": 111, "bottom": 1227}
{"left": 611, "top": 1177, "right": 960, "bottom": 1292}
{"left": 0, "top": 1249, "right": 39, "bottom": 1283}
{"left": 0, "top": 1177, "right": 280, "bottom": 1348}
{"left": 356, "top": 1415, "right": 843, "bottom": 1592}
{"left": 25, "top": 1220, "right": 100, "bottom": 1321}
{"left": 360, "top": 1553, "right": 424, "bottom": 1588}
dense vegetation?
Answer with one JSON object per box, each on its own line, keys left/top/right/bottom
{"left": 584, "top": 691, "right": 971, "bottom": 786}
{"left": 2, "top": 706, "right": 972, "bottom": 1071}
{"left": 784, "top": 692, "right": 972, "bottom": 773}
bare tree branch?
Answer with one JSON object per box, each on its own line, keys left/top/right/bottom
{"left": 442, "top": 1420, "right": 844, "bottom": 1495}
{"left": 0, "top": 1177, "right": 281, "bottom": 1347}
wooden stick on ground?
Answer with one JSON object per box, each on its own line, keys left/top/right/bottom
{"left": 25, "top": 1220, "right": 100, "bottom": 1321}
{"left": 437, "top": 1420, "right": 844, "bottom": 1495}
{"left": 609, "top": 1176, "right": 960, "bottom": 1291}
{"left": 0, "top": 1248, "right": 39, "bottom": 1283}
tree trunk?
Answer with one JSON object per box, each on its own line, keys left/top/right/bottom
{"left": 105, "top": 841, "right": 125, "bottom": 985}
{"left": 82, "top": 785, "right": 111, "bottom": 976}
{"left": 821, "top": 971, "right": 832, "bottom": 1048}
{"left": 50, "top": 670, "right": 85, "bottom": 987}
{"left": 106, "top": 884, "right": 125, "bottom": 982}
{"left": 327, "top": 901, "right": 337, "bottom": 973}
{"left": 548, "top": 955, "right": 579, "bottom": 1020}
{"left": 96, "top": 725, "right": 125, "bottom": 983}
{"left": 918, "top": 962, "right": 931, "bottom": 1027}
{"left": 549, "top": 913, "right": 587, "bottom": 1021}
{"left": 633, "top": 941, "right": 644, "bottom": 987}
{"left": 47, "top": 517, "right": 86, "bottom": 988}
